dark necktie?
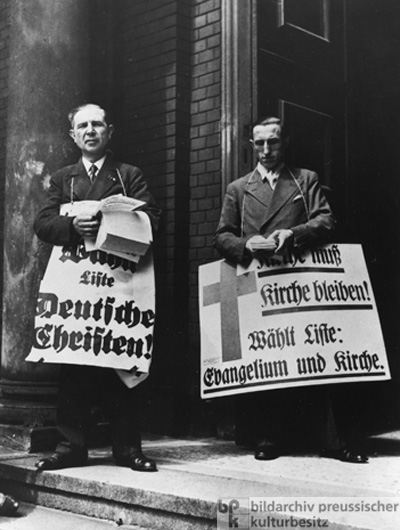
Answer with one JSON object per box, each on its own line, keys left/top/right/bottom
{"left": 264, "top": 174, "right": 278, "bottom": 190}
{"left": 88, "top": 164, "right": 98, "bottom": 182}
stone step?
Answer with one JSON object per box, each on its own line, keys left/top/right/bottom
{"left": 0, "top": 502, "right": 143, "bottom": 530}
{"left": 0, "top": 434, "right": 399, "bottom": 530}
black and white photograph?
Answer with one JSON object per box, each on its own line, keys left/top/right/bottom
{"left": 0, "top": 1, "right": 399, "bottom": 529}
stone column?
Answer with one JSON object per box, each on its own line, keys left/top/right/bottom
{"left": 221, "top": 0, "right": 257, "bottom": 190}
{"left": 0, "top": 0, "right": 90, "bottom": 450}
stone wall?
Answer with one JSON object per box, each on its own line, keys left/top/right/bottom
{"left": 188, "top": 0, "right": 222, "bottom": 393}
{"left": 103, "top": 0, "right": 224, "bottom": 433}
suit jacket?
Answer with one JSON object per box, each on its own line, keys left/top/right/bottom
{"left": 34, "top": 155, "right": 161, "bottom": 247}
{"left": 214, "top": 166, "right": 335, "bottom": 263}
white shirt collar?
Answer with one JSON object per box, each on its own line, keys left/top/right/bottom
{"left": 257, "top": 162, "right": 283, "bottom": 189}
{"left": 257, "top": 162, "right": 283, "bottom": 180}
{"left": 82, "top": 155, "right": 106, "bottom": 174}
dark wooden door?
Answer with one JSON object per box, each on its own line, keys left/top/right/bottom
{"left": 256, "top": 0, "right": 347, "bottom": 219}
{"left": 254, "top": 0, "right": 400, "bottom": 432}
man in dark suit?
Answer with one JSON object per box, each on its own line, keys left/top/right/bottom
{"left": 34, "top": 103, "right": 161, "bottom": 472}
{"left": 214, "top": 116, "right": 368, "bottom": 463}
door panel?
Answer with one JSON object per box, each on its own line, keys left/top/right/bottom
{"left": 256, "top": 0, "right": 346, "bottom": 198}
{"left": 279, "top": 100, "right": 333, "bottom": 188}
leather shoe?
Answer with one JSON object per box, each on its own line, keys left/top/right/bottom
{"left": 35, "top": 451, "right": 87, "bottom": 471}
{"left": 254, "top": 445, "right": 280, "bottom": 460}
{"left": 115, "top": 453, "right": 157, "bottom": 472}
{"left": 0, "top": 493, "right": 19, "bottom": 516}
{"left": 321, "top": 447, "right": 368, "bottom": 464}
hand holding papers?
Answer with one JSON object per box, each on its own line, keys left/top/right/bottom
{"left": 246, "top": 234, "right": 278, "bottom": 255}
{"left": 83, "top": 195, "right": 152, "bottom": 262}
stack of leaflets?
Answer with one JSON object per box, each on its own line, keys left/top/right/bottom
{"left": 85, "top": 195, "right": 152, "bottom": 262}
{"left": 248, "top": 237, "right": 278, "bottom": 253}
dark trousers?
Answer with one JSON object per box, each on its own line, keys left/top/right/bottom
{"left": 237, "top": 386, "right": 344, "bottom": 451}
{"left": 56, "top": 364, "right": 142, "bottom": 458}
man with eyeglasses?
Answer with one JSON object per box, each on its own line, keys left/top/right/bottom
{"left": 213, "top": 116, "right": 368, "bottom": 464}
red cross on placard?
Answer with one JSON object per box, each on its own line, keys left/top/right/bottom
{"left": 202, "top": 261, "right": 257, "bottom": 362}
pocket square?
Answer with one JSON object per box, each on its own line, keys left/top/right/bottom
{"left": 293, "top": 194, "right": 303, "bottom": 201}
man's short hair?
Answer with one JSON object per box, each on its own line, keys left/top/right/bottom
{"left": 252, "top": 116, "right": 288, "bottom": 139}
{"left": 68, "top": 103, "right": 111, "bottom": 127}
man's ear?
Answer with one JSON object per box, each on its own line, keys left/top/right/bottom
{"left": 69, "top": 129, "right": 76, "bottom": 142}
{"left": 108, "top": 124, "right": 114, "bottom": 139}
{"left": 283, "top": 136, "right": 290, "bottom": 149}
